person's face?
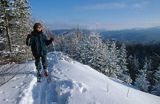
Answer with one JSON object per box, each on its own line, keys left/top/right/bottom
{"left": 36, "top": 25, "right": 42, "bottom": 32}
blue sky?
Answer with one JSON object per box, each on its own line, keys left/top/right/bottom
{"left": 29, "top": 0, "right": 160, "bottom": 30}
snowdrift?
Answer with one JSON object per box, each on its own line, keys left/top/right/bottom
{"left": 0, "top": 52, "right": 160, "bottom": 104}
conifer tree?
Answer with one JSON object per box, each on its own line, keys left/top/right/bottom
{"left": 151, "top": 66, "right": 160, "bottom": 96}
{"left": 135, "top": 61, "right": 150, "bottom": 92}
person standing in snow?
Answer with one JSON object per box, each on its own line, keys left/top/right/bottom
{"left": 26, "top": 23, "right": 54, "bottom": 81}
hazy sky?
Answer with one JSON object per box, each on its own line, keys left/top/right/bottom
{"left": 29, "top": 0, "right": 160, "bottom": 30}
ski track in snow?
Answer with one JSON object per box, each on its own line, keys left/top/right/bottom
{"left": 32, "top": 52, "right": 87, "bottom": 104}
{"left": 31, "top": 64, "right": 87, "bottom": 104}
{"left": 18, "top": 53, "right": 88, "bottom": 104}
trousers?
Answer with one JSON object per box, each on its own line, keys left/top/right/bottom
{"left": 35, "top": 55, "right": 47, "bottom": 72}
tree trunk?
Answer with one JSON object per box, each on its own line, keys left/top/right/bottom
{"left": 3, "top": 1, "right": 12, "bottom": 52}
{"left": 5, "top": 19, "right": 12, "bottom": 52}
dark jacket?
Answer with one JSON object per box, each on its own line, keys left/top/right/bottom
{"left": 26, "top": 31, "right": 53, "bottom": 57}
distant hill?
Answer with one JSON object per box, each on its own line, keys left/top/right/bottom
{"left": 101, "top": 26, "right": 160, "bottom": 44}
{"left": 52, "top": 26, "right": 160, "bottom": 44}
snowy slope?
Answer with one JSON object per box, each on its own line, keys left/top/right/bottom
{"left": 0, "top": 52, "right": 160, "bottom": 104}
{"left": 0, "top": 61, "right": 35, "bottom": 104}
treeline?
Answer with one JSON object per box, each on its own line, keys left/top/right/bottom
{"left": 126, "top": 43, "right": 160, "bottom": 96}
{"left": 55, "top": 29, "right": 132, "bottom": 83}
{"left": 54, "top": 29, "right": 160, "bottom": 96}
{"left": 0, "top": 0, "right": 32, "bottom": 64}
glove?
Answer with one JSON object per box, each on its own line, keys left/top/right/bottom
{"left": 50, "top": 37, "right": 54, "bottom": 41}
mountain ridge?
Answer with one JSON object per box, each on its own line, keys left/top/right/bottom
{"left": 52, "top": 26, "right": 160, "bottom": 44}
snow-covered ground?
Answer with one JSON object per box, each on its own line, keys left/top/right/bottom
{"left": 0, "top": 52, "right": 160, "bottom": 104}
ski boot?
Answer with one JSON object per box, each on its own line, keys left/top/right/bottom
{"left": 44, "top": 69, "right": 51, "bottom": 83}
{"left": 44, "top": 69, "right": 49, "bottom": 77}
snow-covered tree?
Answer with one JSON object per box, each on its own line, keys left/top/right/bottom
{"left": 0, "top": 0, "right": 32, "bottom": 63}
{"left": 75, "top": 31, "right": 109, "bottom": 73}
{"left": 135, "top": 61, "right": 150, "bottom": 92}
{"left": 118, "top": 43, "right": 128, "bottom": 72}
{"left": 87, "top": 32, "right": 104, "bottom": 71}
{"left": 0, "top": 0, "right": 31, "bottom": 51}
{"left": 76, "top": 42, "right": 94, "bottom": 65}
{"left": 118, "top": 43, "right": 132, "bottom": 83}
{"left": 133, "top": 55, "right": 140, "bottom": 72}
{"left": 60, "top": 28, "right": 84, "bottom": 58}
{"left": 105, "top": 40, "right": 121, "bottom": 78}
{"left": 0, "top": 0, "right": 14, "bottom": 52}
{"left": 128, "top": 54, "right": 140, "bottom": 83}
{"left": 13, "top": 0, "right": 31, "bottom": 45}
{"left": 151, "top": 66, "right": 160, "bottom": 96}
{"left": 97, "top": 43, "right": 109, "bottom": 73}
